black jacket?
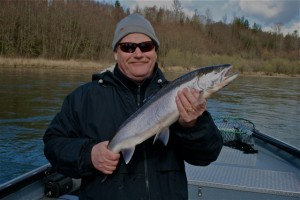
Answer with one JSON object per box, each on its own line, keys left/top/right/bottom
{"left": 43, "top": 64, "right": 223, "bottom": 200}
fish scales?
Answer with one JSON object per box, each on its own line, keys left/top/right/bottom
{"left": 108, "top": 64, "right": 238, "bottom": 164}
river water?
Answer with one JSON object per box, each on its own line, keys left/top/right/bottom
{"left": 0, "top": 67, "right": 299, "bottom": 184}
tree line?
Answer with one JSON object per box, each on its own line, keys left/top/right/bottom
{"left": 0, "top": 0, "right": 299, "bottom": 74}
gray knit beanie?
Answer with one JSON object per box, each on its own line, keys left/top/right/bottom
{"left": 112, "top": 13, "right": 160, "bottom": 51}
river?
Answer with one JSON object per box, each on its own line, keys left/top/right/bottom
{"left": 0, "top": 67, "right": 299, "bottom": 184}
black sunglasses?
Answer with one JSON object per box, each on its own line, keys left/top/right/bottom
{"left": 118, "top": 41, "right": 156, "bottom": 53}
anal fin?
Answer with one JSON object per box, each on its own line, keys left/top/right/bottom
{"left": 122, "top": 147, "right": 135, "bottom": 164}
{"left": 153, "top": 127, "right": 169, "bottom": 146}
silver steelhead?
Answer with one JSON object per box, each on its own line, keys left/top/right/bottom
{"left": 108, "top": 64, "right": 238, "bottom": 164}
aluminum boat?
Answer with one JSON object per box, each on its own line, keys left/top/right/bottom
{"left": 0, "top": 117, "right": 299, "bottom": 200}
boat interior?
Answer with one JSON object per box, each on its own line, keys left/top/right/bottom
{"left": 0, "top": 118, "right": 299, "bottom": 200}
{"left": 186, "top": 136, "right": 300, "bottom": 200}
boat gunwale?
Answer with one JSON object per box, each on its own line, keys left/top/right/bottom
{"left": 253, "top": 129, "right": 300, "bottom": 159}
{"left": 0, "top": 164, "right": 50, "bottom": 199}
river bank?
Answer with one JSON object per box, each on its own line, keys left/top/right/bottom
{"left": 0, "top": 57, "right": 298, "bottom": 78}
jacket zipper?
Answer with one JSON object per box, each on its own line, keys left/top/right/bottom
{"left": 137, "top": 85, "right": 141, "bottom": 108}
{"left": 143, "top": 145, "right": 150, "bottom": 199}
{"left": 137, "top": 85, "right": 150, "bottom": 199}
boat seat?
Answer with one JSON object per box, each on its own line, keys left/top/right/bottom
{"left": 57, "top": 194, "right": 78, "bottom": 200}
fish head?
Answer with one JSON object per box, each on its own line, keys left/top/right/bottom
{"left": 195, "top": 64, "right": 238, "bottom": 98}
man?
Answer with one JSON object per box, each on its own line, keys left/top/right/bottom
{"left": 44, "top": 13, "right": 223, "bottom": 200}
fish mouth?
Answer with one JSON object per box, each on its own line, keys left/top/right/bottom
{"left": 223, "top": 65, "right": 239, "bottom": 81}
{"left": 195, "top": 64, "right": 238, "bottom": 94}
{"left": 223, "top": 67, "right": 239, "bottom": 87}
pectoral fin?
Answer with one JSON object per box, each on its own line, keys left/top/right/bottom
{"left": 122, "top": 147, "right": 135, "bottom": 164}
{"left": 153, "top": 127, "right": 169, "bottom": 146}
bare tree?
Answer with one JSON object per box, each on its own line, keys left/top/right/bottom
{"left": 205, "top": 8, "right": 213, "bottom": 24}
{"left": 222, "top": 14, "right": 227, "bottom": 24}
{"left": 172, "top": 0, "right": 182, "bottom": 22}
{"left": 273, "top": 22, "right": 283, "bottom": 35}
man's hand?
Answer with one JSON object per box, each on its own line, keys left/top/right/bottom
{"left": 91, "top": 141, "right": 120, "bottom": 174}
{"left": 176, "top": 88, "right": 206, "bottom": 127}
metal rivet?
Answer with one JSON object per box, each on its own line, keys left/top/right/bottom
{"left": 198, "top": 187, "right": 202, "bottom": 197}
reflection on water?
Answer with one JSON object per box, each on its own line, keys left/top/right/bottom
{"left": 0, "top": 67, "right": 299, "bottom": 184}
{"left": 0, "top": 68, "right": 92, "bottom": 183}
{"left": 207, "top": 76, "right": 299, "bottom": 147}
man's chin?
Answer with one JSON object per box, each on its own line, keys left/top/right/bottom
{"left": 131, "top": 72, "right": 150, "bottom": 81}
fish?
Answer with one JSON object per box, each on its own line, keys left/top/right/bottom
{"left": 108, "top": 64, "right": 239, "bottom": 164}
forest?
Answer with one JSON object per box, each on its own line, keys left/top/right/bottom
{"left": 0, "top": 0, "right": 299, "bottom": 75}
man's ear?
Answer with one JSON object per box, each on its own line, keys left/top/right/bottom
{"left": 114, "top": 52, "right": 118, "bottom": 61}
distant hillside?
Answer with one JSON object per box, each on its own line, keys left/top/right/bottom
{"left": 0, "top": 0, "right": 299, "bottom": 75}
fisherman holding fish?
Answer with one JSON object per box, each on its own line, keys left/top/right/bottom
{"left": 44, "top": 13, "right": 224, "bottom": 200}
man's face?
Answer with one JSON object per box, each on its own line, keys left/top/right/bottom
{"left": 114, "top": 33, "right": 157, "bottom": 82}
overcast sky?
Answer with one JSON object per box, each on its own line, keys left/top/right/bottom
{"left": 111, "top": 0, "right": 299, "bottom": 36}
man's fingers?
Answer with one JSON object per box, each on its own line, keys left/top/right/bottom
{"left": 91, "top": 141, "right": 120, "bottom": 174}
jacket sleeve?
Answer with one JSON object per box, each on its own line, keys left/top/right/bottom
{"left": 170, "top": 111, "right": 223, "bottom": 166}
{"left": 43, "top": 92, "right": 97, "bottom": 178}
